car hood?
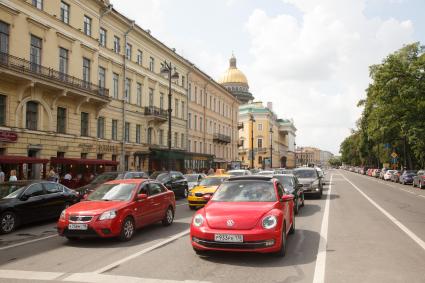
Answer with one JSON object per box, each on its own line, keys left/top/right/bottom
{"left": 65, "top": 200, "right": 128, "bottom": 216}
{"left": 204, "top": 201, "right": 276, "bottom": 230}
{"left": 297, "top": 178, "right": 316, "bottom": 184}
{"left": 188, "top": 182, "right": 198, "bottom": 188}
{"left": 0, "top": 198, "right": 14, "bottom": 208}
{"left": 191, "top": 185, "right": 219, "bottom": 194}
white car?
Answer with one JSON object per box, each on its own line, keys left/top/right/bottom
{"left": 384, "top": 170, "right": 396, "bottom": 181}
{"left": 227, "top": 169, "right": 252, "bottom": 176}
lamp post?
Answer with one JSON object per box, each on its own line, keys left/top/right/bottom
{"left": 249, "top": 114, "right": 255, "bottom": 169}
{"left": 160, "top": 61, "right": 179, "bottom": 172}
{"left": 269, "top": 127, "right": 273, "bottom": 169}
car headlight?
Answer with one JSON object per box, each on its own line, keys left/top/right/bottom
{"left": 262, "top": 215, "right": 277, "bottom": 229}
{"left": 99, "top": 210, "right": 117, "bottom": 221}
{"left": 193, "top": 214, "right": 204, "bottom": 227}
{"left": 59, "top": 210, "right": 66, "bottom": 220}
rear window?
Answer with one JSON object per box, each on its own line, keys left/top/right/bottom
{"left": 212, "top": 180, "right": 277, "bottom": 202}
{"left": 294, "top": 170, "right": 317, "bottom": 179}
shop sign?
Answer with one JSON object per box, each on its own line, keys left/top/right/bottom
{"left": 0, "top": 130, "right": 18, "bottom": 143}
{"left": 78, "top": 143, "right": 94, "bottom": 152}
{"left": 97, "top": 144, "right": 118, "bottom": 153}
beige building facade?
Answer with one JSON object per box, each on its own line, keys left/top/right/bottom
{"left": 0, "top": 0, "right": 238, "bottom": 181}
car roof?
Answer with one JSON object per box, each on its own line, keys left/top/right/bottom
{"left": 105, "top": 179, "right": 149, "bottom": 185}
{"left": 227, "top": 175, "right": 274, "bottom": 182}
{"left": 294, "top": 167, "right": 316, "bottom": 171}
{"left": 207, "top": 174, "right": 231, "bottom": 178}
{"left": 273, "top": 174, "right": 295, "bottom": 177}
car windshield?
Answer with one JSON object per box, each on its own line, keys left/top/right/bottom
{"left": 227, "top": 171, "right": 244, "bottom": 176}
{"left": 0, "top": 184, "right": 28, "bottom": 199}
{"left": 200, "top": 177, "right": 227, "bottom": 186}
{"left": 405, "top": 170, "right": 417, "bottom": 174}
{"left": 185, "top": 175, "right": 199, "bottom": 182}
{"left": 91, "top": 173, "right": 120, "bottom": 184}
{"left": 273, "top": 176, "right": 294, "bottom": 188}
{"left": 87, "top": 183, "right": 136, "bottom": 201}
{"left": 213, "top": 181, "right": 277, "bottom": 202}
{"left": 294, "top": 170, "right": 317, "bottom": 179}
{"left": 155, "top": 173, "right": 170, "bottom": 183}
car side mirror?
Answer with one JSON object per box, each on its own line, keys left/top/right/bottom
{"left": 20, "top": 194, "right": 29, "bottom": 201}
{"left": 203, "top": 194, "right": 212, "bottom": 202}
{"left": 137, "top": 194, "right": 148, "bottom": 201}
{"left": 281, "top": 195, "right": 294, "bottom": 202}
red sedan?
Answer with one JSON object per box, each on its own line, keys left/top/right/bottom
{"left": 57, "top": 179, "right": 175, "bottom": 241}
{"left": 190, "top": 176, "right": 295, "bottom": 257}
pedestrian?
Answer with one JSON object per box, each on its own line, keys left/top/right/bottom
{"left": 64, "top": 172, "right": 72, "bottom": 181}
{"left": 0, "top": 166, "right": 4, "bottom": 183}
{"left": 47, "top": 168, "right": 58, "bottom": 182}
{"left": 9, "top": 169, "right": 17, "bottom": 182}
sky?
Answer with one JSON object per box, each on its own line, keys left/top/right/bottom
{"left": 111, "top": 0, "right": 425, "bottom": 155}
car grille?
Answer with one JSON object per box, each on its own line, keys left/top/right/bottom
{"left": 195, "top": 192, "right": 204, "bottom": 197}
{"left": 189, "top": 200, "right": 207, "bottom": 205}
{"left": 62, "top": 228, "right": 99, "bottom": 237}
{"left": 193, "top": 237, "right": 272, "bottom": 249}
{"left": 69, "top": 215, "right": 93, "bottom": 222}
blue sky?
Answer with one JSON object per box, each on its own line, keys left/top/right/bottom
{"left": 111, "top": 0, "right": 424, "bottom": 154}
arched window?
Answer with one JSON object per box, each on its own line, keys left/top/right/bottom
{"left": 147, "top": 127, "right": 153, "bottom": 144}
{"left": 26, "top": 101, "right": 38, "bottom": 130}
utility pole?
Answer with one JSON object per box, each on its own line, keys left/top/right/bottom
{"left": 250, "top": 114, "right": 255, "bottom": 169}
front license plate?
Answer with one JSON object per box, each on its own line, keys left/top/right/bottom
{"left": 214, "top": 234, "right": 243, "bottom": 243}
{"left": 68, "top": 224, "right": 88, "bottom": 230}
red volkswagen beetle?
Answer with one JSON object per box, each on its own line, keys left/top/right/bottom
{"left": 190, "top": 176, "right": 295, "bottom": 257}
{"left": 57, "top": 179, "right": 175, "bottom": 241}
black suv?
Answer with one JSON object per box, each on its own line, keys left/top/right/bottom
{"left": 150, "top": 171, "right": 189, "bottom": 198}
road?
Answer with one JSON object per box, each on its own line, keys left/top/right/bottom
{"left": 1, "top": 170, "right": 425, "bottom": 283}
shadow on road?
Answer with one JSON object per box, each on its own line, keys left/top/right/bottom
{"left": 297, "top": 204, "right": 321, "bottom": 217}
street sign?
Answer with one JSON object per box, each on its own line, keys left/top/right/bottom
{"left": 391, "top": 152, "right": 398, "bottom": 158}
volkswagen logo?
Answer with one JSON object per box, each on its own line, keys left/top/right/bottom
{"left": 226, "top": 219, "right": 235, "bottom": 227}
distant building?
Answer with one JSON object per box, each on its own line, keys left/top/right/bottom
{"left": 296, "top": 147, "right": 334, "bottom": 167}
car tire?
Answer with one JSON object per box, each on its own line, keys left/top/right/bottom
{"left": 162, "top": 207, "right": 174, "bottom": 226}
{"left": 119, "top": 217, "right": 135, "bottom": 242}
{"left": 0, "top": 211, "right": 18, "bottom": 234}
{"left": 289, "top": 215, "right": 295, "bottom": 235}
{"left": 316, "top": 190, "right": 322, "bottom": 199}
{"left": 274, "top": 223, "right": 287, "bottom": 257}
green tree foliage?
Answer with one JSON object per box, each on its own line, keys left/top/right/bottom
{"left": 340, "top": 43, "right": 425, "bottom": 169}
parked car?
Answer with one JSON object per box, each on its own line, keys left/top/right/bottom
{"left": 75, "top": 171, "right": 149, "bottom": 198}
{"left": 190, "top": 175, "right": 295, "bottom": 257}
{"left": 150, "top": 171, "right": 189, "bottom": 198}
{"left": 293, "top": 168, "right": 323, "bottom": 198}
{"left": 273, "top": 174, "right": 304, "bottom": 214}
{"left": 0, "top": 181, "right": 79, "bottom": 234}
{"left": 391, "top": 170, "right": 401, "bottom": 183}
{"left": 257, "top": 170, "right": 275, "bottom": 176}
{"left": 372, "top": 169, "right": 381, "bottom": 178}
{"left": 384, "top": 170, "right": 396, "bottom": 181}
{"left": 379, "top": 169, "right": 388, "bottom": 179}
{"left": 57, "top": 179, "right": 175, "bottom": 241}
{"left": 184, "top": 174, "right": 206, "bottom": 191}
{"left": 227, "top": 169, "right": 252, "bottom": 176}
{"left": 413, "top": 170, "right": 425, "bottom": 189}
{"left": 399, "top": 170, "right": 417, "bottom": 185}
{"left": 187, "top": 175, "right": 230, "bottom": 210}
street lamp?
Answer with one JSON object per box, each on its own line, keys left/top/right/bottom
{"left": 269, "top": 127, "right": 273, "bottom": 169}
{"left": 160, "top": 61, "right": 179, "bottom": 172}
{"left": 249, "top": 114, "right": 255, "bottom": 169}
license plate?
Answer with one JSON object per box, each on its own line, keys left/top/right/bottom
{"left": 68, "top": 224, "right": 88, "bottom": 230}
{"left": 214, "top": 234, "right": 243, "bottom": 243}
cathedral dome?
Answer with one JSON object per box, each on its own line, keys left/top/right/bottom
{"left": 218, "top": 55, "right": 249, "bottom": 86}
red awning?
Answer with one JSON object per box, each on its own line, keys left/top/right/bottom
{"left": 50, "top": 157, "right": 119, "bottom": 166}
{"left": 0, "top": 156, "right": 49, "bottom": 164}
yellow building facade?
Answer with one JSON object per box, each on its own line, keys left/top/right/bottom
{"left": 0, "top": 0, "right": 239, "bottom": 181}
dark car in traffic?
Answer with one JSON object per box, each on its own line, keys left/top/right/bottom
{"left": 74, "top": 171, "right": 149, "bottom": 197}
{"left": 0, "top": 181, "right": 79, "bottom": 234}
{"left": 293, "top": 168, "right": 323, "bottom": 198}
{"left": 399, "top": 170, "right": 417, "bottom": 185}
{"left": 390, "top": 170, "right": 401, "bottom": 183}
{"left": 150, "top": 171, "right": 189, "bottom": 198}
{"left": 273, "top": 174, "right": 304, "bottom": 214}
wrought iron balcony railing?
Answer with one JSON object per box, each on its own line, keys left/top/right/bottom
{"left": 0, "top": 52, "right": 109, "bottom": 98}
{"left": 144, "top": 106, "right": 168, "bottom": 120}
{"left": 213, "top": 133, "right": 231, "bottom": 144}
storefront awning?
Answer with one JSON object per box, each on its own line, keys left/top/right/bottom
{"left": 150, "top": 149, "right": 186, "bottom": 160}
{"left": 0, "top": 156, "right": 49, "bottom": 164}
{"left": 50, "top": 157, "right": 119, "bottom": 166}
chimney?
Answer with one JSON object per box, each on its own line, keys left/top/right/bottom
{"left": 267, "top": 102, "right": 273, "bottom": 111}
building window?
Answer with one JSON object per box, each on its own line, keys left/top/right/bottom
{"left": 137, "top": 50, "right": 143, "bottom": 65}
{"left": 99, "top": 28, "right": 107, "bottom": 47}
{"left": 59, "top": 2, "right": 70, "bottom": 25}
{"left": 258, "top": 156, "right": 263, "bottom": 165}
{"left": 81, "top": 112, "right": 89, "bottom": 136}
{"left": 98, "top": 66, "right": 106, "bottom": 90}
{"left": 200, "top": 142, "right": 203, "bottom": 153}
{"left": 136, "top": 124, "right": 141, "bottom": 143}
{"left": 181, "top": 75, "right": 185, "bottom": 88}
{"left": 159, "top": 129, "right": 164, "bottom": 145}
{"left": 136, "top": 83, "right": 142, "bottom": 106}
{"left": 200, "top": 90, "right": 203, "bottom": 106}
{"left": 57, "top": 107, "right": 66, "bottom": 134}
{"left": 188, "top": 84, "right": 191, "bottom": 100}
{"left": 160, "top": 93, "right": 164, "bottom": 110}
{"left": 125, "top": 122, "right": 130, "bottom": 142}
{"left": 30, "top": 35, "right": 42, "bottom": 71}
{"left": 258, "top": 138, "right": 263, "bottom": 149}
{"left": 149, "top": 57, "right": 154, "bottom": 72}
{"left": 258, "top": 123, "right": 263, "bottom": 131}
{"left": 32, "top": 0, "right": 43, "bottom": 10}
{"left": 181, "top": 101, "right": 185, "bottom": 119}
{"left": 0, "top": 95, "right": 5, "bottom": 126}
{"left": 125, "top": 43, "right": 132, "bottom": 60}
{"left": 113, "top": 36, "right": 121, "bottom": 53}
{"left": 97, "top": 154, "right": 103, "bottom": 160}
{"left": 59, "top": 47, "right": 68, "bottom": 76}
{"left": 26, "top": 101, "right": 38, "bottom": 130}
{"left": 194, "top": 86, "right": 197, "bottom": 103}
{"left": 194, "top": 141, "right": 197, "bottom": 153}
{"left": 82, "top": 57, "right": 90, "bottom": 84}
{"left": 194, "top": 115, "right": 197, "bottom": 130}
{"left": 112, "top": 154, "right": 116, "bottom": 161}
{"left": 149, "top": 88, "right": 154, "bottom": 107}
{"left": 209, "top": 144, "right": 212, "bottom": 154}
{"left": 112, "top": 73, "right": 119, "bottom": 99}
{"left": 175, "top": 99, "right": 179, "bottom": 117}
{"left": 125, "top": 78, "right": 131, "bottom": 103}
{"left": 97, "top": 117, "right": 105, "bottom": 139}
{"left": 81, "top": 153, "right": 87, "bottom": 159}
{"left": 200, "top": 117, "right": 203, "bottom": 132}
{"left": 83, "top": 15, "right": 92, "bottom": 36}
{"left": 174, "top": 132, "right": 178, "bottom": 148}
{"left": 188, "top": 113, "right": 191, "bottom": 129}
{"left": 0, "top": 21, "right": 9, "bottom": 54}
{"left": 147, "top": 128, "right": 153, "bottom": 144}
{"left": 181, "top": 133, "right": 184, "bottom": 149}
{"left": 112, "top": 119, "right": 118, "bottom": 140}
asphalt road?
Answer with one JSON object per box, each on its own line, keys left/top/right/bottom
{"left": 0, "top": 170, "right": 425, "bottom": 283}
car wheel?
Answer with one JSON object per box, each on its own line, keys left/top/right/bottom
{"left": 0, "top": 211, "right": 18, "bottom": 234}
{"left": 119, "top": 217, "right": 135, "bottom": 242}
{"left": 162, "top": 207, "right": 174, "bottom": 226}
{"left": 274, "top": 224, "right": 287, "bottom": 257}
{"left": 289, "top": 215, "right": 295, "bottom": 235}
{"left": 316, "top": 190, "right": 322, "bottom": 199}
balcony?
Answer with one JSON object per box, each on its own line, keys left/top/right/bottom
{"left": 257, "top": 147, "right": 268, "bottom": 154}
{"left": 0, "top": 52, "right": 109, "bottom": 100}
{"left": 213, "top": 133, "right": 231, "bottom": 144}
{"left": 144, "top": 106, "right": 168, "bottom": 122}
{"left": 238, "top": 122, "right": 244, "bottom": 130}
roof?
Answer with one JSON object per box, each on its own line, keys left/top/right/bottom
{"left": 217, "top": 55, "right": 249, "bottom": 86}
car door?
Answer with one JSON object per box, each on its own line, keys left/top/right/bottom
{"left": 276, "top": 182, "right": 290, "bottom": 232}
{"left": 43, "top": 182, "right": 67, "bottom": 218}
{"left": 15, "top": 183, "right": 47, "bottom": 223}
{"left": 133, "top": 182, "right": 155, "bottom": 227}
{"left": 148, "top": 182, "right": 167, "bottom": 221}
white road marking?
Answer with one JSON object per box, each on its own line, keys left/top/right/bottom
{"left": 92, "top": 229, "right": 190, "bottom": 274}
{"left": 418, "top": 195, "right": 425, "bottom": 199}
{"left": 312, "top": 174, "right": 333, "bottom": 283}
{"left": 0, "top": 269, "right": 63, "bottom": 281}
{"left": 64, "top": 272, "right": 210, "bottom": 283}
{"left": 0, "top": 234, "right": 57, "bottom": 251}
{"left": 176, "top": 202, "right": 189, "bottom": 206}
{"left": 341, "top": 173, "right": 425, "bottom": 251}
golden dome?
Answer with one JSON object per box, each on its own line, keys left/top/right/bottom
{"left": 218, "top": 55, "right": 249, "bottom": 86}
